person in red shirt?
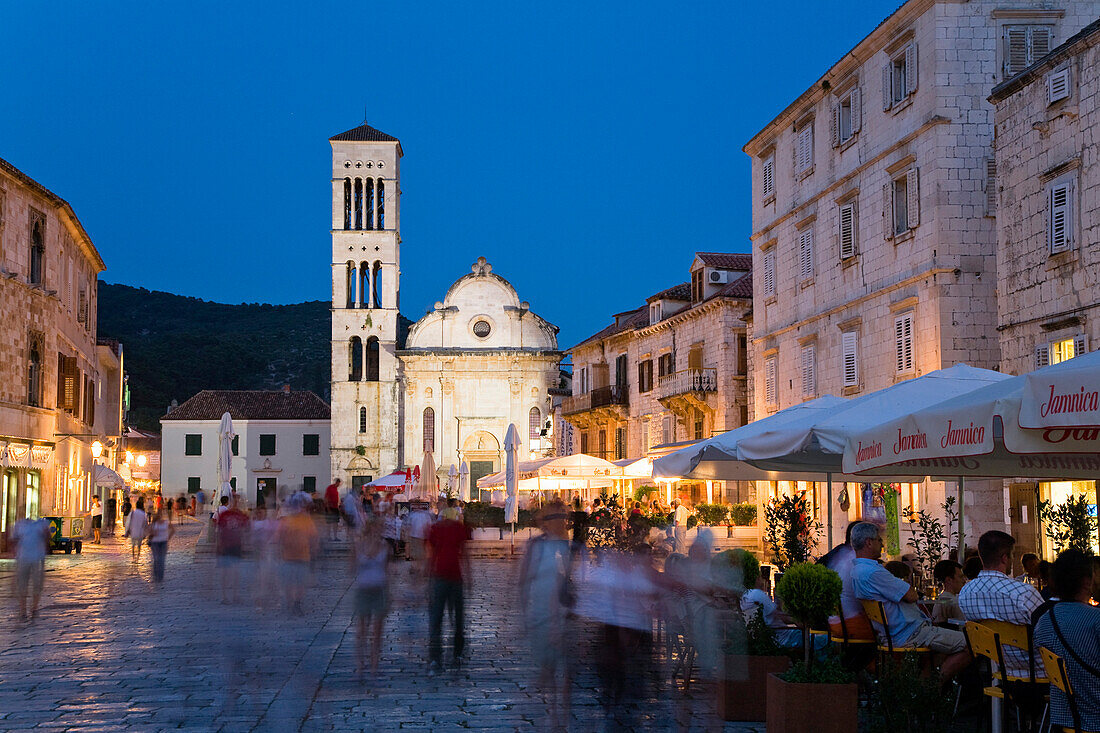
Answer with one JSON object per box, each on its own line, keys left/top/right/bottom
{"left": 426, "top": 501, "right": 471, "bottom": 673}
{"left": 215, "top": 497, "right": 250, "bottom": 604}
{"left": 324, "top": 478, "right": 342, "bottom": 540}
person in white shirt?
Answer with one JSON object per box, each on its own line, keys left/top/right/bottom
{"left": 742, "top": 575, "right": 829, "bottom": 651}
{"left": 671, "top": 499, "right": 690, "bottom": 554}
{"left": 405, "top": 502, "right": 434, "bottom": 568}
{"left": 89, "top": 495, "right": 103, "bottom": 543}
{"left": 12, "top": 517, "right": 52, "bottom": 622}
{"left": 128, "top": 498, "right": 148, "bottom": 560}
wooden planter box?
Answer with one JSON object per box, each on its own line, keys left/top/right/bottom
{"left": 717, "top": 655, "right": 790, "bottom": 721}
{"left": 766, "top": 673, "right": 857, "bottom": 733}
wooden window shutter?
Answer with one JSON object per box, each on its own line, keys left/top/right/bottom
{"left": 1035, "top": 344, "right": 1050, "bottom": 369}
{"left": 904, "top": 43, "right": 917, "bottom": 96}
{"left": 765, "top": 357, "right": 777, "bottom": 404}
{"left": 799, "top": 228, "right": 814, "bottom": 281}
{"left": 882, "top": 63, "right": 892, "bottom": 110}
{"left": 762, "top": 157, "right": 774, "bottom": 198}
{"left": 985, "top": 158, "right": 997, "bottom": 216}
{"left": 800, "top": 344, "right": 816, "bottom": 397}
{"left": 883, "top": 183, "right": 894, "bottom": 239}
{"left": 842, "top": 331, "right": 859, "bottom": 387}
{"left": 1031, "top": 26, "right": 1052, "bottom": 62}
{"left": 850, "top": 88, "right": 862, "bottom": 134}
{"left": 1049, "top": 182, "right": 1071, "bottom": 253}
{"left": 839, "top": 203, "right": 856, "bottom": 259}
{"left": 906, "top": 168, "right": 920, "bottom": 228}
{"left": 1005, "top": 26, "right": 1028, "bottom": 75}
{"left": 56, "top": 353, "right": 66, "bottom": 410}
{"left": 763, "top": 250, "right": 776, "bottom": 296}
{"left": 1048, "top": 68, "right": 1070, "bottom": 104}
{"left": 895, "top": 315, "right": 914, "bottom": 373}
{"left": 1074, "top": 334, "right": 1089, "bottom": 359}
{"left": 831, "top": 102, "right": 840, "bottom": 147}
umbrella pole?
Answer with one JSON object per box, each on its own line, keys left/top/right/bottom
{"left": 957, "top": 476, "right": 966, "bottom": 562}
{"left": 511, "top": 521, "right": 515, "bottom": 555}
{"left": 826, "top": 473, "right": 834, "bottom": 549}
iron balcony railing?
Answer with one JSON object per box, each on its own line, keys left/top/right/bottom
{"left": 561, "top": 385, "right": 630, "bottom": 415}
{"left": 657, "top": 368, "right": 718, "bottom": 399}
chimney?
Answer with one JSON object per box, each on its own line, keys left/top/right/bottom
{"left": 282, "top": 384, "right": 291, "bottom": 394}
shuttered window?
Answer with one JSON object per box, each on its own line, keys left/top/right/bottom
{"left": 798, "top": 228, "right": 814, "bottom": 281}
{"left": 800, "top": 344, "right": 816, "bottom": 398}
{"left": 762, "top": 155, "right": 775, "bottom": 199}
{"left": 56, "top": 353, "right": 78, "bottom": 412}
{"left": 1049, "top": 181, "right": 1072, "bottom": 254}
{"left": 795, "top": 123, "right": 813, "bottom": 174}
{"left": 842, "top": 331, "right": 859, "bottom": 387}
{"left": 1004, "top": 25, "right": 1053, "bottom": 76}
{"left": 765, "top": 356, "right": 778, "bottom": 405}
{"left": 1036, "top": 344, "right": 1050, "bottom": 369}
{"left": 895, "top": 314, "right": 914, "bottom": 374}
{"left": 985, "top": 159, "right": 997, "bottom": 216}
{"left": 884, "top": 43, "right": 917, "bottom": 109}
{"left": 1048, "top": 68, "right": 1071, "bottom": 104}
{"left": 838, "top": 203, "right": 856, "bottom": 259}
{"left": 887, "top": 168, "right": 920, "bottom": 237}
{"left": 763, "top": 249, "right": 776, "bottom": 297}
{"left": 832, "top": 88, "right": 861, "bottom": 146}
{"left": 185, "top": 434, "right": 202, "bottom": 456}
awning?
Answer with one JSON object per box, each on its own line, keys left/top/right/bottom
{"left": 92, "top": 463, "right": 126, "bottom": 487}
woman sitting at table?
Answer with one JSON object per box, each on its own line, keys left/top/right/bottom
{"left": 1035, "top": 549, "right": 1100, "bottom": 732}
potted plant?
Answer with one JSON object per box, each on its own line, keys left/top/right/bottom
{"left": 762, "top": 493, "right": 820, "bottom": 573}
{"left": 767, "top": 562, "right": 856, "bottom": 733}
{"left": 712, "top": 549, "right": 791, "bottom": 722}
{"left": 1038, "top": 494, "right": 1097, "bottom": 554}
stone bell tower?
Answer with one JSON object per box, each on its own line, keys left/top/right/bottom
{"left": 329, "top": 122, "right": 403, "bottom": 491}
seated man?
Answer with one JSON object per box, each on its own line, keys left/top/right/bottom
{"left": 1015, "top": 552, "right": 1040, "bottom": 585}
{"left": 1034, "top": 549, "right": 1100, "bottom": 732}
{"left": 742, "top": 574, "right": 829, "bottom": 652}
{"left": 822, "top": 522, "right": 876, "bottom": 642}
{"left": 849, "top": 522, "right": 971, "bottom": 682}
{"left": 958, "top": 530, "right": 1044, "bottom": 680}
{"left": 931, "top": 559, "right": 967, "bottom": 624}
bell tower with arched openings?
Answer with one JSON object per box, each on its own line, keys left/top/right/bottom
{"left": 329, "top": 121, "right": 403, "bottom": 490}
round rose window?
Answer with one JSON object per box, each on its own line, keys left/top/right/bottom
{"left": 473, "top": 320, "right": 491, "bottom": 338}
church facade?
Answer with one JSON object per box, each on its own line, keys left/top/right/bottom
{"left": 328, "top": 123, "right": 562, "bottom": 494}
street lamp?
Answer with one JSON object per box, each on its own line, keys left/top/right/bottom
{"left": 125, "top": 450, "right": 133, "bottom": 464}
{"left": 136, "top": 454, "right": 147, "bottom": 467}
{"left": 91, "top": 441, "right": 103, "bottom": 459}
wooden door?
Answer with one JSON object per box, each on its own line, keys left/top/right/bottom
{"left": 1009, "top": 482, "right": 1040, "bottom": 557}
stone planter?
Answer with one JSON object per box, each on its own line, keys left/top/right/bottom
{"left": 472, "top": 527, "right": 501, "bottom": 541}
{"left": 765, "top": 674, "right": 858, "bottom": 733}
{"left": 717, "top": 655, "right": 790, "bottom": 722}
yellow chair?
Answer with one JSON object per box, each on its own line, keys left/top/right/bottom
{"left": 981, "top": 618, "right": 1049, "bottom": 685}
{"left": 1039, "top": 646, "right": 1099, "bottom": 733}
{"left": 965, "top": 621, "right": 1020, "bottom": 733}
{"left": 860, "top": 598, "right": 932, "bottom": 656}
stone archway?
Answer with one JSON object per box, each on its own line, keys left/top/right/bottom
{"left": 461, "top": 430, "right": 499, "bottom": 501}
{"left": 345, "top": 454, "right": 376, "bottom": 495}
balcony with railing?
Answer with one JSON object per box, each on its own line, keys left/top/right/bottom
{"left": 561, "top": 385, "right": 630, "bottom": 416}
{"left": 657, "top": 368, "right": 718, "bottom": 401}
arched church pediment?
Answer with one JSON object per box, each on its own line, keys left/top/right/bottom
{"left": 346, "top": 455, "right": 375, "bottom": 471}
{"left": 462, "top": 430, "right": 499, "bottom": 454}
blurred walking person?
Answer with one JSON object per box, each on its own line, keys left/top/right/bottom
{"left": 405, "top": 501, "right": 433, "bottom": 573}
{"left": 89, "top": 494, "right": 103, "bottom": 543}
{"left": 351, "top": 518, "right": 390, "bottom": 679}
{"left": 215, "top": 497, "right": 249, "bottom": 603}
{"left": 277, "top": 494, "right": 319, "bottom": 615}
{"left": 426, "top": 505, "right": 470, "bottom": 674}
{"left": 324, "top": 477, "right": 342, "bottom": 541}
{"left": 671, "top": 499, "right": 689, "bottom": 554}
{"left": 11, "top": 515, "right": 52, "bottom": 622}
{"left": 147, "top": 508, "right": 175, "bottom": 583}
{"left": 252, "top": 506, "right": 279, "bottom": 607}
{"left": 519, "top": 500, "right": 574, "bottom": 730}
{"left": 129, "top": 497, "right": 148, "bottom": 560}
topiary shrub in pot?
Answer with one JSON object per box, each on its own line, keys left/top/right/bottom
{"left": 768, "top": 562, "right": 856, "bottom": 733}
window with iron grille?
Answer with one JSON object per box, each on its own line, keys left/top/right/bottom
{"left": 423, "top": 407, "right": 435, "bottom": 453}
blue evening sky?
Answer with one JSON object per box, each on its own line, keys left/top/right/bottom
{"left": 1, "top": 1, "right": 900, "bottom": 349}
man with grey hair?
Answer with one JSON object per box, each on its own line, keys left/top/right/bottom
{"left": 850, "top": 521, "right": 971, "bottom": 683}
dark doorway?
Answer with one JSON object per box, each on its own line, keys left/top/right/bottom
{"left": 256, "top": 477, "right": 277, "bottom": 509}
{"left": 470, "top": 461, "right": 494, "bottom": 502}
{"left": 352, "top": 475, "right": 373, "bottom": 494}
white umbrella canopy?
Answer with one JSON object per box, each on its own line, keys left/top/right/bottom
{"left": 477, "top": 453, "right": 623, "bottom": 489}
{"left": 458, "top": 461, "right": 470, "bottom": 501}
{"left": 447, "top": 464, "right": 458, "bottom": 497}
{"left": 419, "top": 451, "right": 437, "bottom": 500}
{"left": 216, "top": 411, "right": 235, "bottom": 505}
{"left": 369, "top": 470, "right": 409, "bottom": 489}
{"left": 843, "top": 353, "right": 1100, "bottom": 478}
{"left": 504, "top": 423, "right": 520, "bottom": 524}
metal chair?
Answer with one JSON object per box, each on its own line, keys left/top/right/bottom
{"left": 1039, "top": 646, "right": 1098, "bottom": 733}
{"left": 860, "top": 598, "right": 932, "bottom": 669}
{"left": 829, "top": 610, "right": 876, "bottom": 671}
{"left": 966, "top": 621, "right": 1030, "bottom": 733}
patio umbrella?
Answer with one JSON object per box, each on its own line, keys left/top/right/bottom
{"left": 458, "top": 461, "right": 469, "bottom": 502}
{"left": 504, "top": 423, "right": 520, "bottom": 529}
{"left": 419, "top": 451, "right": 437, "bottom": 500}
{"left": 216, "top": 411, "right": 235, "bottom": 506}
{"left": 446, "top": 464, "right": 457, "bottom": 498}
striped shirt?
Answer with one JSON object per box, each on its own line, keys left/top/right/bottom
{"left": 1035, "top": 602, "right": 1100, "bottom": 731}
{"left": 958, "top": 570, "right": 1044, "bottom": 677}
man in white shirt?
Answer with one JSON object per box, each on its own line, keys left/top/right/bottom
{"left": 405, "top": 502, "right": 433, "bottom": 569}
{"left": 958, "top": 530, "right": 1045, "bottom": 679}
{"left": 89, "top": 495, "right": 103, "bottom": 543}
{"left": 12, "top": 517, "right": 52, "bottom": 622}
{"left": 671, "top": 500, "right": 690, "bottom": 554}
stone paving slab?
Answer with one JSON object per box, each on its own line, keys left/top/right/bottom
{"left": 1, "top": 522, "right": 765, "bottom": 732}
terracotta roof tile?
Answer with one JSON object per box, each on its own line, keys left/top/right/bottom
{"left": 329, "top": 123, "right": 400, "bottom": 142}
{"left": 696, "top": 252, "right": 752, "bottom": 270}
{"left": 713, "top": 272, "right": 754, "bottom": 299}
{"left": 161, "top": 390, "right": 330, "bottom": 421}
{"left": 647, "top": 282, "right": 691, "bottom": 302}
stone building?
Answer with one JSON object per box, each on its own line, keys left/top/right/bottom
{"left": 0, "top": 156, "right": 107, "bottom": 549}
{"left": 564, "top": 252, "right": 753, "bottom": 505}
{"left": 990, "top": 18, "right": 1100, "bottom": 555}
{"left": 160, "top": 389, "right": 330, "bottom": 507}
{"left": 742, "top": 0, "right": 1099, "bottom": 546}
{"left": 328, "top": 123, "right": 563, "bottom": 494}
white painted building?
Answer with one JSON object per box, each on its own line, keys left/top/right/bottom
{"left": 742, "top": 0, "right": 1100, "bottom": 549}
{"left": 160, "top": 389, "right": 330, "bottom": 508}
{"left": 990, "top": 18, "right": 1100, "bottom": 556}
{"left": 328, "top": 123, "right": 563, "bottom": 495}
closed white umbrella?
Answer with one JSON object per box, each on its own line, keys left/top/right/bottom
{"left": 420, "top": 451, "right": 437, "bottom": 500}
{"left": 216, "top": 411, "right": 235, "bottom": 506}
{"left": 459, "top": 461, "right": 470, "bottom": 502}
{"left": 447, "top": 464, "right": 458, "bottom": 498}
{"left": 504, "top": 424, "right": 520, "bottom": 525}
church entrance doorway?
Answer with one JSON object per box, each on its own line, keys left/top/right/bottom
{"left": 461, "top": 430, "right": 499, "bottom": 502}
{"left": 470, "top": 461, "right": 494, "bottom": 502}
{"left": 256, "top": 478, "right": 276, "bottom": 508}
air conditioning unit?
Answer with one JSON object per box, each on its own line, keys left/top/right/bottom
{"left": 708, "top": 270, "right": 731, "bottom": 284}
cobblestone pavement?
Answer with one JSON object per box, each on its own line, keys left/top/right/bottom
{"left": 0, "top": 521, "right": 764, "bottom": 732}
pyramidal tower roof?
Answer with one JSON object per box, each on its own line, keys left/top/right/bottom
{"left": 329, "top": 123, "right": 400, "bottom": 142}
